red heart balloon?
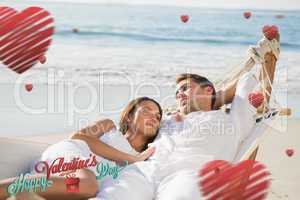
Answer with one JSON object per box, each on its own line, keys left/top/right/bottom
{"left": 275, "top": 15, "right": 285, "bottom": 19}
{"left": 286, "top": 148, "right": 294, "bottom": 157}
{"left": 199, "top": 160, "right": 271, "bottom": 200}
{"left": 262, "top": 25, "right": 278, "bottom": 40}
{"left": 25, "top": 83, "right": 33, "bottom": 92}
{"left": 39, "top": 55, "right": 47, "bottom": 64}
{"left": 248, "top": 92, "right": 264, "bottom": 108}
{"left": 243, "top": 12, "right": 252, "bottom": 19}
{"left": 180, "top": 15, "right": 189, "bottom": 23}
{"left": 0, "top": 7, "right": 54, "bottom": 74}
{"left": 72, "top": 28, "right": 80, "bottom": 33}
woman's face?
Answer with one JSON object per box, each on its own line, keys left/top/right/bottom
{"left": 128, "top": 100, "right": 161, "bottom": 139}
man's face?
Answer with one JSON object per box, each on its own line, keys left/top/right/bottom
{"left": 175, "top": 79, "right": 213, "bottom": 114}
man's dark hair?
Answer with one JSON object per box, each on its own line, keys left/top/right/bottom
{"left": 176, "top": 73, "right": 216, "bottom": 110}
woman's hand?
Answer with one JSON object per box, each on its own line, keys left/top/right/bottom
{"left": 169, "top": 111, "right": 184, "bottom": 122}
{"left": 129, "top": 147, "right": 156, "bottom": 163}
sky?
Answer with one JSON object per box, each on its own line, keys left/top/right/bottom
{"left": 27, "top": 0, "right": 300, "bottom": 10}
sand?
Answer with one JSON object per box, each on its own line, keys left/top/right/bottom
{"left": 256, "top": 118, "right": 300, "bottom": 199}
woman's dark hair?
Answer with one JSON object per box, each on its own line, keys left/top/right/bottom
{"left": 119, "top": 97, "right": 163, "bottom": 136}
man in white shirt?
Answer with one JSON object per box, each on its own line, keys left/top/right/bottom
{"left": 95, "top": 34, "right": 280, "bottom": 200}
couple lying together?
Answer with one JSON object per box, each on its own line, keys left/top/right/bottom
{"left": 0, "top": 34, "right": 280, "bottom": 200}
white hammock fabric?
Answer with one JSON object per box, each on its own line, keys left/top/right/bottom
{"left": 233, "top": 109, "right": 280, "bottom": 163}
{"left": 218, "top": 36, "right": 283, "bottom": 163}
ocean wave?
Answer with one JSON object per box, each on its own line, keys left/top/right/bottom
{"left": 54, "top": 29, "right": 300, "bottom": 48}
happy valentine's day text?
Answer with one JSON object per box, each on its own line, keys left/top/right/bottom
{"left": 7, "top": 173, "right": 53, "bottom": 196}
{"left": 34, "top": 154, "right": 129, "bottom": 181}
{"left": 34, "top": 154, "right": 98, "bottom": 179}
{"left": 96, "top": 161, "right": 128, "bottom": 180}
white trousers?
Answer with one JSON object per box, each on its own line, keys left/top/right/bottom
{"left": 91, "top": 165, "right": 154, "bottom": 200}
{"left": 155, "top": 170, "right": 202, "bottom": 200}
{"left": 92, "top": 166, "right": 203, "bottom": 200}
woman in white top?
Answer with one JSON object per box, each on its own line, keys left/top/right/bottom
{"left": 0, "top": 97, "right": 163, "bottom": 200}
{"left": 69, "top": 96, "right": 163, "bottom": 164}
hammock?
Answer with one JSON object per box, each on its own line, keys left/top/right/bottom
{"left": 217, "top": 36, "right": 290, "bottom": 162}
{"left": 165, "top": 36, "right": 289, "bottom": 162}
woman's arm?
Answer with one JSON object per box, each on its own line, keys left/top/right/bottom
{"left": 71, "top": 134, "right": 155, "bottom": 165}
{"left": 71, "top": 133, "right": 135, "bottom": 164}
{"left": 0, "top": 169, "right": 98, "bottom": 200}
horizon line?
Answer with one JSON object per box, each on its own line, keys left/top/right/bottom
{"left": 3, "top": 0, "right": 300, "bottom": 11}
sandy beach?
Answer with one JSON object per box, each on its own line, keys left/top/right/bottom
{"left": 256, "top": 118, "right": 300, "bottom": 199}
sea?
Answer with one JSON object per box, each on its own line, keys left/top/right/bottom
{"left": 0, "top": 1, "right": 299, "bottom": 136}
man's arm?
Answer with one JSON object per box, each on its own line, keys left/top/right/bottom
{"left": 259, "top": 52, "right": 277, "bottom": 103}
{"left": 214, "top": 34, "right": 279, "bottom": 109}
{"left": 69, "top": 118, "right": 132, "bottom": 164}
{"left": 214, "top": 81, "right": 237, "bottom": 109}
